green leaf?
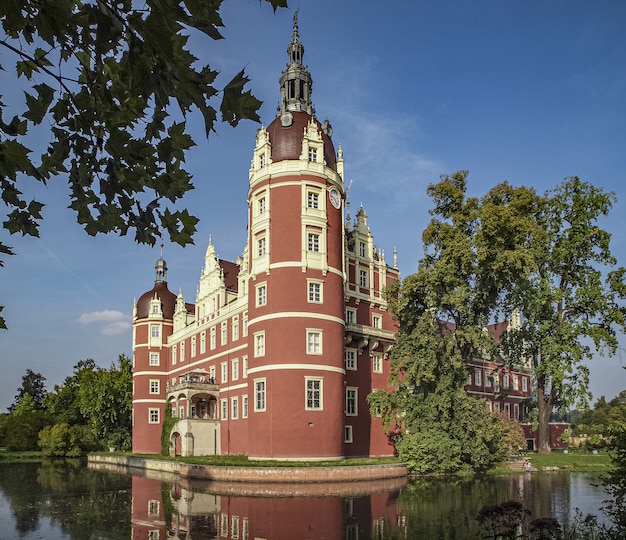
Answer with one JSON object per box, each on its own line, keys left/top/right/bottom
{"left": 220, "top": 69, "right": 262, "bottom": 127}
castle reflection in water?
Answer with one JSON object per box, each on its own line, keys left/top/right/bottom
{"left": 130, "top": 470, "right": 408, "bottom": 540}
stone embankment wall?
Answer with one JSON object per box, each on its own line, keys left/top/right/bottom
{"left": 88, "top": 455, "right": 408, "bottom": 484}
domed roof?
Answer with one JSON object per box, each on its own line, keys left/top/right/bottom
{"left": 136, "top": 280, "right": 177, "bottom": 319}
{"left": 266, "top": 111, "right": 336, "bottom": 170}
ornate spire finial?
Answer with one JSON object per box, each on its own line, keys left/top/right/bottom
{"left": 279, "top": 10, "right": 314, "bottom": 116}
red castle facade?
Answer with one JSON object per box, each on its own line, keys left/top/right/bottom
{"left": 131, "top": 16, "right": 534, "bottom": 459}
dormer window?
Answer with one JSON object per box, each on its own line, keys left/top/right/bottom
{"left": 260, "top": 154, "right": 266, "bottom": 168}
{"left": 359, "top": 242, "right": 366, "bottom": 257}
{"left": 308, "top": 148, "right": 317, "bottom": 162}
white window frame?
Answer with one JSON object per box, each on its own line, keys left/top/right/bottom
{"left": 372, "top": 353, "right": 383, "bottom": 374}
{"left": 200, "top": 332, "right": 206, "bottom": 354}
{"left": 372, "top": 314, "right": 381, "bottom": 329}
{"left": 254, "top": 379, "right": 266, "bottom": 412}
{"left": 344, "top": 425, "right": 353, "bottom": 443}
{"left": 307, "top": 232, "right": 320, "bottom": 252}
{"left": 307, "top": 190, "right": 319, "bottom": 209}
{"left": 254, "top": 331, "right": 265, "bottom": 357}
{"left": 307, "top": 280, "right": 322, "bottom": 303}
{"left": 231, "top": 397, "right": 239, "bottom": 420}
{"left": 345, "top": 307, "right": 356, "bottom": 324}
{"left": 306, "top": 329, "right": 322, "bottom": 355}
{"left": 359, "top": 242, "right": 366, "bottom": 257}
{"left": 305, "top": 377, "right": 323, "bottom": 410}
{"left": 221, "top": 362, "right": 228, "bottom": 384}
{"left": 522, "top": 377, "right": 528, "bottom": 392}
{"left": 345, "top": 349, "right": 357, "bottom": 371}
{"left": 308, "top": 147, "right": 317, "bottom": 162}
{"left": 474, "top": 369, "right": 482, "bottom": 386}
{"left": 257, "top": 236, "right": 266, "bottom": 257}
{"left": 221, "top": 399, "right": 228, "bottom": 420}
{"left": 172, "top": 345, "right": 177, "bottom": 365}
{"left": 256, "top": 283, "right": 267, "bottom": 307}
{"left": 210, "top": 326, "right": 216, "bottom": 350}
{"left": 242, "top": 395, "right": 248, "bottom": 418}
{"left": 149, "top": 353, "right": 160, "bottom": 366}
{"left": 149, "top": 379, "right": 160, "bottom": 394}
{"left": 148, "top": 408, "right": 160, "bottom": 424}
{"left": 221, "top": 321, "right": 228, "bottom": 346}
{"left": 232, "top": 316, "right": 239, "bottom": 341}
{"left": 243, "top": 356, "right": 248, "bottom": 378}
{"left": 191, "top": 336, "right": 196, "bottom": 357}
{"left": 359, "top": 269, "right": 367, "bottom": 287}
{"left": 232, "top": 358, "right": 239, "bottom": 381}
{"left": 346, "top": 387, "right": 358, "bottom": 416}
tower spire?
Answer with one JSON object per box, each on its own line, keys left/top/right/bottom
{"left": 155, "top": 242, "right": 167, "bottom": 283}
{"left": 278, "top": 10, "right": 314, "bottom": 117}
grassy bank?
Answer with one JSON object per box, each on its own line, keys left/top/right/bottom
{"left": 524, "top": 451, "right": 613, "bottom": 472}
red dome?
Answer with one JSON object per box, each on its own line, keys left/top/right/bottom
{"left": 266, "top": 111, "right": 336, "bottom": 170}
{"left": 136, "top": 281, "right": 177, "bottom": 319}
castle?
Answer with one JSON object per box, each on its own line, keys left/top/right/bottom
{"left": 131, "top": 15, "right": 534, "bottom": 459}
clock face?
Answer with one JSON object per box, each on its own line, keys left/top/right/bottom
{"left": 329, "top": 189, "right": 341, "bottom": 209}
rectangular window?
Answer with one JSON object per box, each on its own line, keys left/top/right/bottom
{"left": 180, "top": 342, "right": 185, "bottom": 363}
{"left": 359, "top": 269, "right": 367, "bottom": 288}
{"left": 149, "top": 380, "right": 159, "bottom": 394}
{"left": 372, "top": 314, "right": 381, "bottom": 328}
{"left": 494, "top": 402, "right": 501, "bottom": 413}
{"left": 306, "top": 330, "right": 322, "bottom": 354}
{"left": 522, "top": 377, "right": 528, "bottom": 392}
{"left": 254, "top": 379, "right": 266, "bottom": 411}
{"left": 242, "top": 395, "right": 249, "bottom": 418}
{"left": 221, "top": 362, "right": 228, "bottom": 384}
{"left": 149, "top": 353, "right": 159, "bottom": 366}
{"left": 513, "top": 375, "right": 519, "bottom": 391}
{"left": 256, "top": 284, "right": 267, "bottom": 307}
{"left": 172, "top": 345, "right": 177, "bottom": 365}
{"left": 149, "top": 408, "right": 160, "bottom": 424}
{"left": 191, "top": 337, "right": 196, "bottom": 357}
{"left": 474, "top": 369, "right": 482, "bottom": 386}
{"left": 254, "top": 332, "right": 265, "bottom": 357}
{"left": 221, "top": 322, "right": 228, "bottom": 346}
{"left": 346, "top": 387, "right": 358, "bottom": 416}
{"left": 504, "top": 403, "right": 511, "bottom": 418}
{"left": 231, "top": 397, "right": 239, "bottom": 420}
{"left": 307, "top": 191, "right": 319, "bottom": 209}
{"left": 243, "top": 312, "right": 248, "bottom": 337}
{"left": 257, "top": 236, "right": 266, "bottom": 257}
{"left": 200, "top": 332, "right": 206, "bottom": 354}
{"left": 345, "top": 349, "right": 357, "bottom": 371}
{"left": 307, "top": 232, "right": 320, "bottom": 252}
{"left": 306, "top": 378, "right": 323, "bottom": 410}
{"left": 372, "top": 353, "right": 382, "bottom": 373}
{"left": 209, "top": 366, "right": 216, "bottom": 383}
{"left": 485, "top": 375, "right": 492, "bottom": 387}
{"left": 232, "top": 358, "right": 239, "bottom": 381}
{"left": 151, "top": 325, "right": 160, "bottom": 338}
{"left": 494, "top": 373, "right": 500, "bottom": 392}
{"left": 232, "top": 516, "right": 240, "bottom": 540}
{"left": 359, "top": 242, "right": 366, "bottom": 257}
{"left": 232, "top": 317, "right": 239, "bottom": 341}
{"left": 148, "top": 500, "right": 160, "bottom": 515}
{"left": 308, "top": 148, "right": 317, "bottom": 162}
{"left": 221, "top": 399, "right": 228, "bottom": 420}
{"left": 210, "top": 327, "right": 216, "bottom": 350}
{"left": 308, "top": 281, "right": 322, "bottom": 303}
{"left": 345, "top": 308, "right": 356, "bottom": 324}
{"left": 344, "top": 425, "right": 353, "bottom": 443}
{"left": 503, "top": 374, "right": 510, "bottom": 389}
{"left": 258, "top": 196, "right": 266, "bottom": 215}
{"left": 243, "top": 356, "right": 248, "bottom": 378}
{"left": 179, "top": 406, "right": 185, "bottom": 419}
{"left": 514, "top": 403, "right": 520, "bottom": 420}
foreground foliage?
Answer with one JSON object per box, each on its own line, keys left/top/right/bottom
{"left": 0, "top": 0, "right": 287, "bottom": 327}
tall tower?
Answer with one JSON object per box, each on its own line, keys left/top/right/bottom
{"left": 132, "top": 252, "right": 176, "bottom": 454}
{"left": 246, "top": 12, "right": 347, "bottom": 459}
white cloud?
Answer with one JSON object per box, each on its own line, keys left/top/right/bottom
{"left": 77, "top": 310, "right": 130, "bottom": 336}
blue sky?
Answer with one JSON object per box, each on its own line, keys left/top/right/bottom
{"left": 1, "top": 1, "right": 625, "bottom": 411}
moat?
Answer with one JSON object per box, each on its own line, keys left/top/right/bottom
{"left": 0, "top": 460, "right": 610, "bottom": 539}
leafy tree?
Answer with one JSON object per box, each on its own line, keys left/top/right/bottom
{"left": 0, "top": 0, "right": 287, "bottom": 327}
{"left": 76, "top": 355, "right": 133, "bottom": 450}
{"left": 4, "top": 409, "right": 50, "bottom": 451}
{"left": 502, "top": 177, "right": 626, "bottom": 453}
{"left": 10, "top": 368, "right": 47, "bottom": 411}
{"left": 44, "top": 359, "right": 97, "bottom": 425}
{"left": 38, "top": 423, "right": 86, "bottom": 457}
{"left": 369, "top": 171, "right": 539, "bottom": 473}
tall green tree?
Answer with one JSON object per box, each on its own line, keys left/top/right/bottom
{"left": 369, "top": 171, "right": 539, "bottom": 473}
{"left": 10, "top": 368, "right": 47, "bottom": 412}
{"left": 502, "top": 177, "right": 626, "bottom": 453}
{"left": 0, "top": 0, "right": 287, "bottom": 327}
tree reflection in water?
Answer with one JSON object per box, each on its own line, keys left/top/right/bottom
{"left": 0, "top": 462, "right": 612, "bottom": 539}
